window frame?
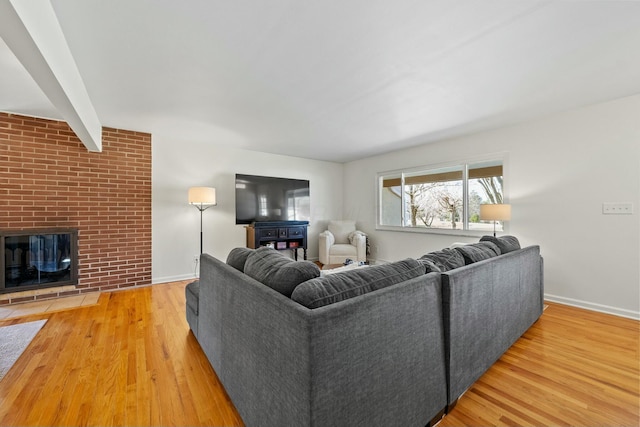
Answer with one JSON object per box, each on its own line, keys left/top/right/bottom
{"left": 376, "top": 154, "right": 509, "bottom": 237}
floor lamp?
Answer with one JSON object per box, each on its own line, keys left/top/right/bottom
{"left": 479, "top": 204, "right": 511, "bottom": 237}
{"left": 188, "top": 187, "right": 217, "bottom": 254}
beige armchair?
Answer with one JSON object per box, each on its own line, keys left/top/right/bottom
{"left": 318, "top": 220, "right": 367, "bottom": 265}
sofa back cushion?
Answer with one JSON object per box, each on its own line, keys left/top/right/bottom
{"left": 416, "top": 257, "right": 442, "bottom": 273}
{"left": 226, "top": 247, "right": 254, "bottom": 272}
{"left": 479, "top": 235, "right": 521, "bottom": 254}
{"left": 291, "top": 258, "right": 424, "bottom": 308}
{"left": 418, "top": 248, "right": 465, "bottom": 272}
{"left": 454, "top": 241, "right": 501, "bottom": 265}
{"left": 244, "top": 247, "right": 320, "bottom": 297}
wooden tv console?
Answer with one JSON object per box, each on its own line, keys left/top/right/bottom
{"left": 245, "top": 222, "right": 308, "bottom": 260}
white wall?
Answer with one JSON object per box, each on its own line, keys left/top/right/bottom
{"left": 344, "top": 95, "right": 640, "bottom": 318}
{"left": 152, "top": 141, "right": 343, "bottom": 283}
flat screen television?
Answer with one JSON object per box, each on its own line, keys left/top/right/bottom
{"left": 235, "top": 174, "right": 310, "bottom": 225}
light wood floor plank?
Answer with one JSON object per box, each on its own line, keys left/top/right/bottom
{"left": 0, "top": 282, "right": 243, "bottom": 426}
{"left": 0, "top": 283, "right": 637, "bottom": 426}
{"left": 439, "top": 302, "right": 639, "bottom": 427}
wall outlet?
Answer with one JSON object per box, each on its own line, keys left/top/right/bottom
{"left": 193, "top": 255, "right": 199, "bottom": 264}
{"left": 602, "top": 202, "right": 633, "bottom": 215}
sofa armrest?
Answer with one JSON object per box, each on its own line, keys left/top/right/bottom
{"left": 198, "top": 253, "right": 447, "bottom": 427}
{"left": 307, "top": 273, "right": 447, "bottom": 426}
{"left": 318, "top": 230, "right": 335, "bottom": 265}
{"left": 352, "top": 232, "right": 367, "bottom": 262}
{"left": 441, "top": 245, "right": 543, "bottom": 406}
{"left": 199, "top": 254, "right": 314, "bottom": 426}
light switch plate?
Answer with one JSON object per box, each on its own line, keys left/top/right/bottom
{"left": 602, "top": 203, "right": 633, "bottom": 215}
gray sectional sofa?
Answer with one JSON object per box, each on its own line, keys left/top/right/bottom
{"left": 185, "top": 236, "right": 544, "bottom": 427}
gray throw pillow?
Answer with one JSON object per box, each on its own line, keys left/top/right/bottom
{"left": 291, "top": 259, "right": 424, "bottom": 309}
{"left": 418, "top": 248, "right": 465, "bottom": 272}
{"left": 244, "top": 247, "right": 320, "bottom": 297}
{"left": 479, "top": 235, "right": 521, "bottom": 254}
{"left": 454, "top": 242, "right": 501, "bottom": 265}
{"left": 226, "top": 247, "right": 254, "bottom": 272}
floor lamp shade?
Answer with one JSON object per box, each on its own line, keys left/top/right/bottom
{"left": 188, "top": 187, "right": 217, "bottom": 206}
{"left": 480, "top": 204, "right": 511, "bottom": 236}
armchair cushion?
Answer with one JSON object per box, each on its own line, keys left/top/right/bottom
{"left": 328, "top": 244, "right": 358, "bottom": 257}
{"left": 328, "top": 220, "right": 356, "bottom": 244}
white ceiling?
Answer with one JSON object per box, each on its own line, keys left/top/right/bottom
{"left": 1, "top": 0, "right": 639, "bottom": 163}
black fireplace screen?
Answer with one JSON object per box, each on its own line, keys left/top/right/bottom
{"left": 1, "top": 229, "right": 78, "bottom": 292}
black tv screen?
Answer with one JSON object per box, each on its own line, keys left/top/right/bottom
{"left": 235, "top": 174, "right": 310, "bottom": 225}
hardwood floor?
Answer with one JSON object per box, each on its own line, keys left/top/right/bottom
{"left": 439, "top": 303, "right": 639, "bottom": 427}
{"left": 0, "top": 281, "right": 638, "bottom": 426}
{"left": 0, "top": 281, "right": 242, "bottom": 426}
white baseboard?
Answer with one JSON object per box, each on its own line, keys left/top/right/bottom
{"left": 545, "top": 293, "right": 640, "bottom": 320}
{"left": 152, "top": 273, "right": 197, "bottom": 285}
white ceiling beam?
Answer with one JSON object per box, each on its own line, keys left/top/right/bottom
{"left": 0, "top": 0, "right": 102, "bottom": 152}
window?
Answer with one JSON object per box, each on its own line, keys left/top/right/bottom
{"left": 378, "top": 158, "right": 505, "bottom": 234}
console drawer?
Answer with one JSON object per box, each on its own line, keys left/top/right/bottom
{"left": 287, "top": 227, "right": 304, "bottom": 238}
{"left": 259, "top": 228, "right": 277, "bottom": 239}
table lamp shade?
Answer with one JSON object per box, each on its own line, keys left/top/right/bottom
{"left": 480, "top": 204, "right": 511, "bottom": 221}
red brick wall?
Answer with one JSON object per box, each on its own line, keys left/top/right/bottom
{"left": 0, "top": 112, "right": 151, "bottom": 303}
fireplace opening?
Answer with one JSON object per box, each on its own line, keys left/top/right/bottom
{"left": 1, "top": 228, "right": 78, "bottom": 293}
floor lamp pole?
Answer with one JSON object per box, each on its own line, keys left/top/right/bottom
{"left": 199, "top": 207, "right": 204, "bottom": 254}
{"left": 188, "top": 186, "right": 217, "bottom": 256}
{"left": 195, "top": 203, "right": 213, "bottom": 254}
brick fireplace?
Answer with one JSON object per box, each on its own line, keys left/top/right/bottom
{"left": 0, "top": 113, "right": 151, "bottom": 305}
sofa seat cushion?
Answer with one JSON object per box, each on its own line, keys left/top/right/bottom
{"left": 244, "top": 247, "right": 321, "bottom": 297}
{"left": 226, "top": 247, "right": 254, "bottom": 272}
{"left": 328, "top": 243, "right": 358, "bottom": 256}
{"left": 418, "top": 248, "right": 465, "bottom": 272}
{"left": 291, "top": 258, "right": 424, "bottom": 308}
{"left": 454, "top": 241, "right": 501, "bottom": 265}
{"left": 480, "top": 235, "right": 521, "bottom": 254}
{"left": 185, "top": 280, "right": 199, "bottom": 314}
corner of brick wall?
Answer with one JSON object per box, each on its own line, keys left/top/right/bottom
{"left": 0, "top": 112, "right": 152, "bottom": 302}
